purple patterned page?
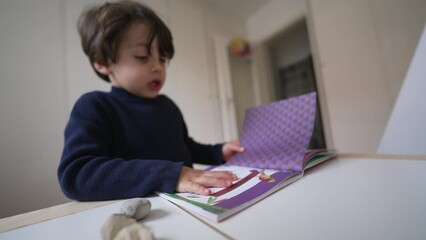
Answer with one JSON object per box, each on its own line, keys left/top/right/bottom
{"left": 227, "top": 92, "right": 317, "bottom": 172}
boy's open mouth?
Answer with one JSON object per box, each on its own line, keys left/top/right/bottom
{"left": 148, "top": 79, "right": 162, "bottom": 90}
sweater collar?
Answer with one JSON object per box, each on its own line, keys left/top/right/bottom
{"left": 110, "top": 87, "right": 159, "bottom": 103}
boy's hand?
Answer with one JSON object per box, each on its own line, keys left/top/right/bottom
{"left": 176, "top": 166, "right": 237, "bottom": 195}
{"left": 222, "top": 140, "right": 245, "bottom": 161}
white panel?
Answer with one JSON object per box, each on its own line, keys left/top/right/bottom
{"left": 372, "top": 0, "right": 426, "bottom": 108}
{"left": 378, "top": 24, "right": 426, "bottom": 155}
{"left": 213, "top": 35, "right": 238, "bottom": 141}
{"left": 165, "top": 1, "right": 216, "bottom": 143}
{"left": 229, "top": 56, "right": 256, "bottom": 136}
{"left": 166, "top": 0, "right": 246, "bottom": 144}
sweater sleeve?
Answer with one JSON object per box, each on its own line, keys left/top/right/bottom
{"left": 58, "top": 94, "right": 182, "bottom": 201}
{"left": 180, "top": 119, "right": 224, "bottom": 166}
{"left": 187, "top": 137, "right": 224, "bottom": 165}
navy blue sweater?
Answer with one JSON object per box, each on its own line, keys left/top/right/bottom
{"left": 58, "top": 87, "right": 223, "bottom": 201}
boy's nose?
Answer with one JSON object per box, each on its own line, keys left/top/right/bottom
{"left": 150, "top": 58, "right": 164, "bottom": 72}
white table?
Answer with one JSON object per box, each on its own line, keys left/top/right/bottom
{"left": 1, "top": 155, "right": 425, "bottom": 240}
{"left": 201, "top": 155, "right": 426, "bottom": 240}
{"left": 0, "top": 196, "right": 228, "bottom": 240}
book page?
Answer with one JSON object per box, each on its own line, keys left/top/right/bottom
{"left": 161, "top": 165, "right": 297, "bottom": 219}
{"left": 227, "top": 92, "right": 317, "bottom": 172}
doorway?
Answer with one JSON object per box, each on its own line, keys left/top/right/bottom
{"left": 214, "top": 18, "right": 327, "bottom": 149}
{"left": 266, "top": 19, "right": 326, "bottom": 149}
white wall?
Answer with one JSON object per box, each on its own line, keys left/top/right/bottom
{"left": 245, "top": 0, "right": 426, "bottom": 153}
{"left": 0, "top": 0, "right": 246, "bottom": 218}
{"left": 247, "top": 0, "right": 307, "bottom": 44}
{"left": 307, "top": 0, "right": 426, "bottom": 153}
{"left": 0, "top": 0, "right": 70, "bottom": 218}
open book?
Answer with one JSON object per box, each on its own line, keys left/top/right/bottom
{"left": 158, "top": 92, "right": 336, "bottom": 222}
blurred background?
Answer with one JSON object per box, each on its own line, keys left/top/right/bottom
{"left": 0, "top": 0, "right": 425, "bottom": 218}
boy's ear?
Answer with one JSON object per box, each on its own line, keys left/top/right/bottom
{"left": 93, "top": 61, "right": 111, "bottom": 76}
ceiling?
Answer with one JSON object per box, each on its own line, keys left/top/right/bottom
{"left": 202, "top": 0, "right": 270, "bottom": 20}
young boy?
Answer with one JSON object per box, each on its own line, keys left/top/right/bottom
{"left": 58, "top": 0, "right": 243, "bottom": 201}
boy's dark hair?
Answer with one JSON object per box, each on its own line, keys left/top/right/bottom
{"left": 77, "top": 0, "right": 174, "bottom": 82}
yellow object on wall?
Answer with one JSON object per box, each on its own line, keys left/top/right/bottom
{"left": 229, "top": 38, "right": 252, "bottom": 58}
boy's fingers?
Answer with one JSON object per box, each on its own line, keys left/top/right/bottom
{"left": 184, "top": 181, "right": 211, "bottom": 195}
{"left": 176, "top": 168, "right": 238, "bottom": 195}
{"left": 234, "top": 146, "right": 245, "bottom": 152}
{"left": 194, "top": 175, "right": 233, "bottom": 188}
{"left": 203, "top": 171, "right": 237, "bottom": 180}
{"left": 227, "top": 144, "right": 245, "bottom": 152}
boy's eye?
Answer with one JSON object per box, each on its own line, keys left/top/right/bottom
{"left": 135, "top": 56, "right": 149, "bottom": 62}
{"left": 134, "top": 56, "right": 169, "bottom": 65}
{"left": 159, "top": 58, "right": 169, "bottom": 64}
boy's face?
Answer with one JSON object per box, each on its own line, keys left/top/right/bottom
{"left": 105, "top": 22, "right": 168, "bottom": 98}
